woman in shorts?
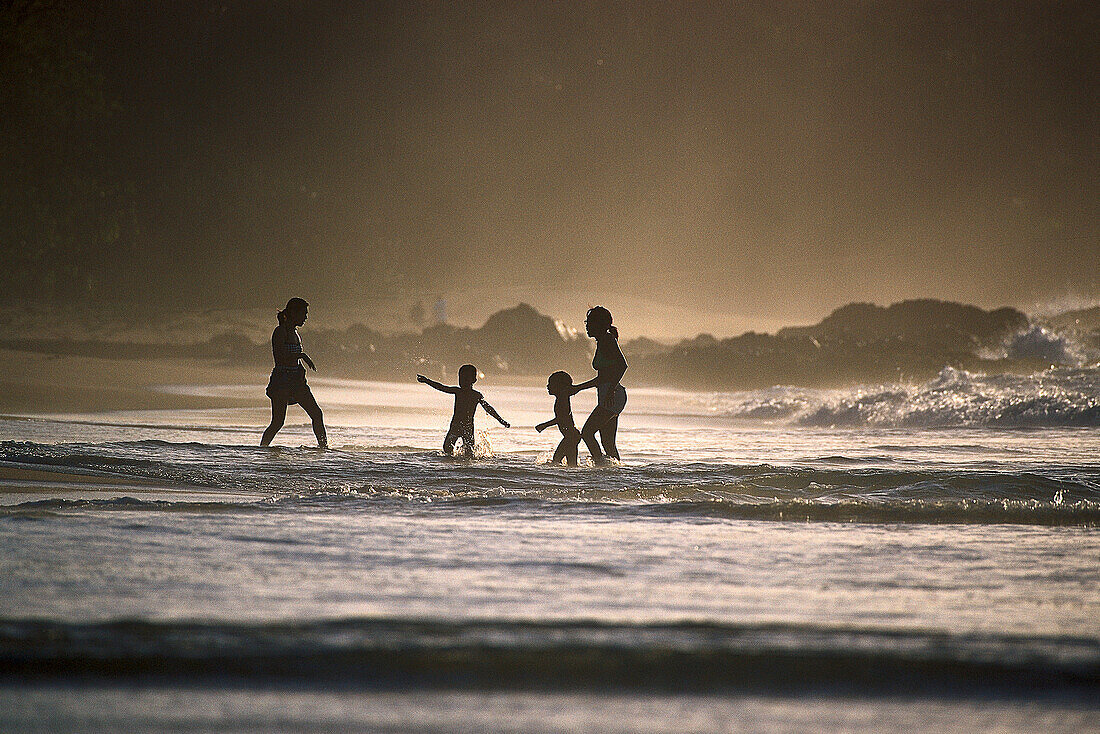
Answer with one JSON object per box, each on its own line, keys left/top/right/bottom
{"left": 261, "top": 297, "right": 327, "bottom": 448}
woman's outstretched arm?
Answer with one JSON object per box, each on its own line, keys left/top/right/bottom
{"left": 571, "top": 377, "right": 600, "bottom": 392}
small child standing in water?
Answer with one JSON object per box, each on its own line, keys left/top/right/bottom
{"left": 536, "top": 371, "right": 581, "bottom": 466}
{"left": 417, "top": 364, "right": 510, "bottom": 456}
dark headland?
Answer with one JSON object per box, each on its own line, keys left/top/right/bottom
{"left": 2, "top": 299, "right": 1095, "bottom": 397}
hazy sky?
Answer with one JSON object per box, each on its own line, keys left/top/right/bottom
{"left": 85, "top": 1, "right": 1098, "bottom": 331}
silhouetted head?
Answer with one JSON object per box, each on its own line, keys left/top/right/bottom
{"left": 547, "top": 370, "right": 573, "bottom": 396}
{"left": 278, "top": 297, "right": 309, "bottom": 327}
{"left": 458, "top": 364, "right": 478, "bottom": 387}
{"left": 585, "top": 306, "right": 618, "bottom": 339}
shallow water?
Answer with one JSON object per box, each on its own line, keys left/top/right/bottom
{"left": 0, "top": 372, "right": 1097, "bottom": 731}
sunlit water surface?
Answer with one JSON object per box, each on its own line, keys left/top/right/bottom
{"left": 0, "top": 375, "right": 1097, "bottom": 732}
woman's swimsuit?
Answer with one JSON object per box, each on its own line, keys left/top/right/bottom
{"left": 265, "top": 330, "right": 312, "bottom": 405}
{"left": 596, "top": 382, "right": 627, "bottom": 415}
{"left": 592, "top": 338, "right": 628, "bottom": 416}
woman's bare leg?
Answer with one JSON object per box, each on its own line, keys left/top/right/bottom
{"left": 298, "top": 392, "right": 328, "bottom": 448}
{"left": 261, "top": 400, "right": 288, "bottom": 446}
{"left": 599, "top": 415, "right": 620, "bottom": 460}
{"left": 581, "top": 406, "right": 614, "bottom": 465}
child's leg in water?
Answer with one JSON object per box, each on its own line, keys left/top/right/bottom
{"left": 459, "top": 428, "right": 476, "bottom": 456}
{"left": 553, "top": 430, "right": 581, "bottom": 466}
{"left": 442, "top": 430, "right": 460, "bottom": 455}
{"left": 552, "top": 438, "right": 568, "bottom": 465}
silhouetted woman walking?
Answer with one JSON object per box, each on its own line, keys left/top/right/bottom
{"left": 261, "top": 297, "right": 328, "bottom": 448}
{"left": 572, "top": 306, "right": 627, "bottom": 464}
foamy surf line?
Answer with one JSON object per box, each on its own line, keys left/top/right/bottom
{"left": 1, "top": 439, "right": 1097, "bottom": 523}
{"left": 1, "top": 618, "right": 1095, "bottom": 694}
{"left": 4, "top": 493, "right": 1099, "bottom": 527}
{"left": 684, "top": 367, "right": 1100, "bottom": 427}
{"left": 3, "top": 440, "right": 1098, "bottom": 492}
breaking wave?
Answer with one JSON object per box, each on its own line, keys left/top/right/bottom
{"left": 695, "top": 366, "right": 1100, "bottom": 428}
{"left": 1003, "top": 324, "right": 1088, "bottom": 364}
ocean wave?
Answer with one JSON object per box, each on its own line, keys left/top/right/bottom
{"left": 698, "top": 367, "right": 1100, "bottom": 428}
{"left": 624, "top": 498, "right": 1100, "bottom": 526}
{"left": 2, "top": 439, "right": 1098, "bottom": 525}
{"left": 1002, "top": 324, "right": 1090, "bottom": 364}
{"left": 0, "top": 617, "right": 1095, "bottom": 693}
{"left": 5, "top": 491, "right": 1099, "bottom": 527}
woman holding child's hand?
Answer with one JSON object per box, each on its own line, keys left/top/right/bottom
{"left": 571, "top": 306, "right": 627, "bottom": 465}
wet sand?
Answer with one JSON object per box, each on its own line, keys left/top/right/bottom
{"left": 0, "top": 465, "right": 267, "bottom": 506}
{"left": 0, "top": 349, "right": 264, "bottom": 415}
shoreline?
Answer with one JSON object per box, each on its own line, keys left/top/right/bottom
{"left": 1, "top": 349, "right": 266, "bottom": 415}
{"left": 0, "top": 464, "right": 267, "bottom": 506}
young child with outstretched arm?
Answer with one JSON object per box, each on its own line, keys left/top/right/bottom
{"left": 417, "top": 364, "right": 509, "bottom": 455}
{"left": 536, "top": 371, "right": 581, "bottom": 466}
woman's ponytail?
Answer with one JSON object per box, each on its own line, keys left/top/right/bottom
{"left": 277, "top": 309, "right": 288, "bottom": 325}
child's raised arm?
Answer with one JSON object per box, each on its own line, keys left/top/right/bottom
{"left": 479, "top": 398, "right": 510, "bottom": 427}
{"left": 416, "top": 374, "right": 459, "bottom": 394}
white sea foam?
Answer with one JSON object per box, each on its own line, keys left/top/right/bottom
{"left": 978, "top": 324, "right": 1091, "bottom": 365}
{"left": 694, "top": 366, "right": 1100, "bottom": 428}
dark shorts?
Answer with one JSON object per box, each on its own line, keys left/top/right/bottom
{"left": 597, "top": 383, "right": 627, "bottom": 415}
{"left": 266, "top": 367, "right": 312, "bottom": 406}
